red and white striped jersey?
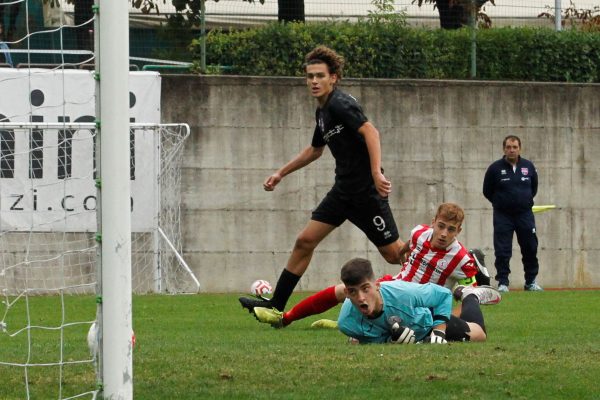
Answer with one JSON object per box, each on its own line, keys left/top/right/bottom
{"left": 394, "top": 224, "right": 477, "bottom": 288}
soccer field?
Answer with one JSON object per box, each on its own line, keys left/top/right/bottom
{"left": 1, "top": 290, "right": 599, "bottom": 399}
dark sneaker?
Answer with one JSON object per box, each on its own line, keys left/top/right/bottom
{"left": 239, "top": 296, "right": 272, "bottom": 313}
{"left": 469, "top": 248, "right": 491, "bottom": 286}
{"left": 469, "top": 248, "right": 489, "bottom": 276}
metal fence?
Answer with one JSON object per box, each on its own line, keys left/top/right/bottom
{"left": 125, "top": 0, "right": 596, "bottom": 29}
{"left": 0, "top": 0, "right": 597, "bottom": 70}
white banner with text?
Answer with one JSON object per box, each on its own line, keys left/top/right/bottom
{"left": 0, "top": 69, "right": 161, "bottom": 232}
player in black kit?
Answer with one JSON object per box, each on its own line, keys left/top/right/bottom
{"left": 239, "top": 46, "right": 405, "bottom": 317}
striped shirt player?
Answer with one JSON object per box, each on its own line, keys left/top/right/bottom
{"left": 394, "top": 224, "right": 478, "bottom": 289}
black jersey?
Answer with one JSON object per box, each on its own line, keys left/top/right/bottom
{"left": 311, "top": 88, "right": 372, "bottom": 194}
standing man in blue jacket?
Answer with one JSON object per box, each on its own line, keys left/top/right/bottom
{"left": 483, "top": 135, "right": 542, "bottom": 293}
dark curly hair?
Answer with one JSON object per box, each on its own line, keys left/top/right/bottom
{"left": 304, "top": 45, "right": 345, "bottom": 80}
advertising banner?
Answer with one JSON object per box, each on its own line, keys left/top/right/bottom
{"left": 0, "top": 69, "right": 161, "bottom": 232}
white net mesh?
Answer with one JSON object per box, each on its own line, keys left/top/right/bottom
{"left": 0, "top": 122, "right": 194, "bottom": 399}
{"left": 0, "top": 122, "right": 195, "bottom": 295}
{"left": 131, "top": 123, "right": 198, "bottom": 294}
{"left": 1, "top": 2, "right": 199, "bottom": 397}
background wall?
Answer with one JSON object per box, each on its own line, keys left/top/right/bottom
{"left": 161, "top": 75, "right": 600, "bottom": 292}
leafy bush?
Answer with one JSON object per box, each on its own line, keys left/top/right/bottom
{"left": 190, "top": 23, "right": 600, "bottom": 82}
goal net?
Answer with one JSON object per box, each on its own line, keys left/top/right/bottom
{"left": 0, "top": 122, "right": 196, "bottom": 398}
{"left": 1, "top": 0, "right": 200, "bottom": 396}
{"left": 131, "top": 123, "right": 199, "bottom": 294}
{"left": 0, "top": 122, "right": 196, "bottom": 295}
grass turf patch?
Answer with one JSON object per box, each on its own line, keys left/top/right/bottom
{"left": 1, "top": 290, "right": 599, "bottom": 399}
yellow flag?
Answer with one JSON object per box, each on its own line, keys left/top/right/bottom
{"left": 532, "top": 205, "right": 556, "bottom": 214}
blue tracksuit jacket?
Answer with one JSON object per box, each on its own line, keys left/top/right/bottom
{"left": 483, "top": 156, "right": 537, "bottom": 213}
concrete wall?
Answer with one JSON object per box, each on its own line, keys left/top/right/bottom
{"left": 161, "top": 75, "right": 600, "bottom": 292}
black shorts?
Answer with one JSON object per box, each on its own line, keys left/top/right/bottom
{"left": 311, "top": 187, "right": 399, "bottom": 247}
{"left": 446, "top": 316, "right": 471, "bottom": 342}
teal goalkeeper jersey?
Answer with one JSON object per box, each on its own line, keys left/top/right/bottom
{"left": 337, "top": 280, "right": 453, "bottom": 343}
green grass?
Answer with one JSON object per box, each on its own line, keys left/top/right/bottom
{"left": 2, "top": 290, "right": 600, "bottom": 399}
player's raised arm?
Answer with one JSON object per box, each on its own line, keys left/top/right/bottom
{"left": 263, "top": 145, "right": 324, "bottom": 191}
{"left": 358, "top": 121, "right": 391, "bottom": 197}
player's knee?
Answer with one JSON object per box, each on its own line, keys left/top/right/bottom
{"left": 466, "top": 323, "right": 487, "bottom": 342}
{"left": 293, "top": 233, "right": 319, "bottom": 252}
{"left": 334, "top": 284, "right": 346, "bottom": 302}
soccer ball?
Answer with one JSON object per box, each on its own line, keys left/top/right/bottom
{"left": 87, "top": 321, "right": 136, "bottom": 358}
{"left": 87, "top": 322, "right": 98, "bottom": 357}
{"left": 250, "top": 279, "right": 272, "bottom": 297}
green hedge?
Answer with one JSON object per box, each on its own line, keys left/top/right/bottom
{"left": 190, "top": 22, "right": 600, "bottom": 82}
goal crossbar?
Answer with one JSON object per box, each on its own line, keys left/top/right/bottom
{"left": 0, "top": 122, "right": 186, "bottom": 130}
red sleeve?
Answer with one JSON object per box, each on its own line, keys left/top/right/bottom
{"left": 461, "top": 256, "right": 478, "bottom": 278}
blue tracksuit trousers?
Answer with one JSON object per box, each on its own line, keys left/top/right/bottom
{"left": 493, "top": 209, "right": 539, "bottom": 286}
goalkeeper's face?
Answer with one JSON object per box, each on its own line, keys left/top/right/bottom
{"left": 344, "top": 279, "right": 383, "bottom": 318}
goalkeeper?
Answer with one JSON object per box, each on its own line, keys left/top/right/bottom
{"left": 338, "top": 257, "right": 492, "bottom": 344}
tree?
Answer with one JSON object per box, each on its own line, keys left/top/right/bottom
{"left": 277, "top": 0, "right": 305, "bottom": 23}
{"left": 413, "top": 0, "right": 493, "bottom": 29}
{"left": 538, "top": 2, "right": 600, "bottom": 31}
{"left": 43, "top": 0, "right": 95, "bottom": 50}
{"left": 73, "top": 0, "right": 94, "bottom": 51}
{"left": 132, "top": 0, "right": 304, "bottom": 25}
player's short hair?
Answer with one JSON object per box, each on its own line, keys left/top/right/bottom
{"left": 503, "top": 135, "right": 521, "bottom": 148}
{"left": 304, "top": 45, "right": 344, "bottom": 80}
{"left": 435, "top": 203, "right": 465, "bottom": 225}
{"left": 341, "top": 258, "right": 374, "bottom": 286}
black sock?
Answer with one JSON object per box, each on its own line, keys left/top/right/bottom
{"left": 461, "top": 294, "right": 486, "bottom": 333}
{"left": 271, "top": 269, "right": 301, "bottom": 311}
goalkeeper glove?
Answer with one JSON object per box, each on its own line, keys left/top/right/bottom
{"left": 426, "top": 329, "right": 447, "bottom": 344}
{"left": 387, "top": 316, "right": 416, "bottom": 344}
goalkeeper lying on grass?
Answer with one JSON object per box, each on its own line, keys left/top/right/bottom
{"left": 338, "top": 257, "right": 497, "bottom": 344}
